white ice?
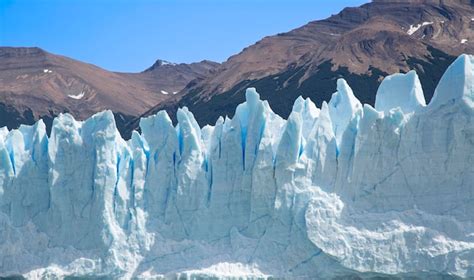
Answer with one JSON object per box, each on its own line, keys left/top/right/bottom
{"left": 375, "top": 70, "right": 426, "bottom": 114}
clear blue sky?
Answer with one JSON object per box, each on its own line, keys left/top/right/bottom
{"left": 0, "top": 0, "right": 369, "bottom": 72}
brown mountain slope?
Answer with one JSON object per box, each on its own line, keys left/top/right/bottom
{"left": 193, "top": 0, "right": 473, "bottom": 94}
{"left": 127, "top": 0, "right": 473, "bottom": 135}
{"left": 0, "top": 47, "right": 218, "bottom": 133}
{"left": 121, "top": 59, "right": 219, "bottom": 96}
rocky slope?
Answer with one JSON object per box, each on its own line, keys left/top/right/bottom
{"left": 0, "top": 47, "right": 218, "bottom": 134}
{"left": 129, "top": 0, "right": 474, "bottom": 134}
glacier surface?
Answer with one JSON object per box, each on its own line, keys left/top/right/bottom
{"left": 0, "top": 55, "right": 474, "bottom": 279}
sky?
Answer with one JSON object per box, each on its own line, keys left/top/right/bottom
{"left": 0, "top": 0, "right": 369, "bottom": 72}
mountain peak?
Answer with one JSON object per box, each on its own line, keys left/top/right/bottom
{"left": 144, "top": 59, "right": 219, "bottom": 73}
{"left": 144, "top": 59, "right": 178, "bottom": 72}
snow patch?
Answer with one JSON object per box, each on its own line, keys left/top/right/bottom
{"left": 160, "top": 60, "right": 176, "bottom": 66}
{"left": 160, "top": 90, "right": 169, "bottom": 95}
{"left": 461, "top": 39, "right": 468, "bottom": 44}
{"left": 407, "top": 22, "right": 433, "bottom": 35}
{"left": 43, "top": 69, "right": 52, "bottom": 74}
{"left": 68, "top": 91, "right": 85, "bottom": 100}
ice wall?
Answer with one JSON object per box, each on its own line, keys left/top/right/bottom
{"left": 0, "top": 55, "right": 474, "bottom": 279}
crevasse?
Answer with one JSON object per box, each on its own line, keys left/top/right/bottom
{"left": 0, "top": 55, "right": 474, "bottom": 279}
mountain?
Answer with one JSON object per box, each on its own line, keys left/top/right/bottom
{"left": 127, "top": 0, "right": 474, "bottom": 134}
{"left": 0, "top": 54, "right": 473, "bottom": 278}
{"left": 134, "top": 59, "right": 219, "bottom": 94}
{"left": 0, "top": 47, "right": 218, "bottom": 134}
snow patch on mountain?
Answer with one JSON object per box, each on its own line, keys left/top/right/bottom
{"left": 407, "top": 21, "right": 433, "bottom": 35}
{"left": 68, "top": 91, "right": 85, "bottom": 100}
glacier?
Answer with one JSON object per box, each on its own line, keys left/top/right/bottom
{"left": 0, "top": 54, "right": 474, "bottom": 279}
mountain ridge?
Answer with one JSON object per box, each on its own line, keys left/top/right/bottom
{"left": 125, "top": 0, "right": 472, "bottom": 136}
{"left": 0, "top": 46, "right": 219, "bottom": 134}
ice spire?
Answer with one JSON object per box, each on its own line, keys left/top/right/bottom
{"left": 139, "top": 110, "right": 174, "bottom": 151}
{"left": 375, "top": 70, "right": 426, "bottom": 114}
{"left": 275, "top": 111, "right": 303, "bottom": 167}
{"left": 233, "top": 87, "right": 267, "bottom": 170}
{"left": 139, "top": 110, "right": 179, "bottom": 220}
{"left": 429, "top": 54, "right": 474, "bottom": 109}
{"left": 328, "top": 79, "right": 362, "bottom": 147}
{"left": 292, "top": 96, "right": 319, "bottom": 141}
{"left": 177, "top": 107, "right": 202, "bottom": 156}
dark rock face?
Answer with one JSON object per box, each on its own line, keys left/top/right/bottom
{"left": 124, "top": 0, "right": 472, "bottom": 136}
